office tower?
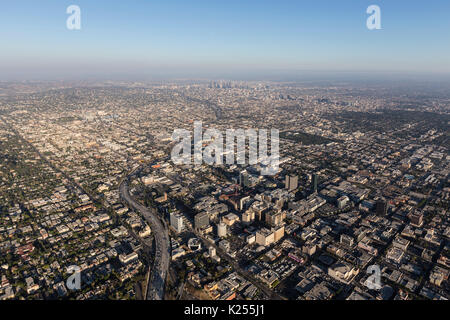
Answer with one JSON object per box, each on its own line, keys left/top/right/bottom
{"left": 170, "top": 211, "right": 183, "bottom": 233}
{"left": 272, "top": 225, "right": 285, "bottom": 242}
{"left": 217, "top": 222, "right": 227, "bottom": 237}
{"left": 376, "top": 199, "right": 388, "bottom": 216}
{"left": 240, "top": 196, "right": 251, "bottom": 211}
{"left": 409, "top": 211, "right": 423, "bottom": 227}
{"left": 337, "top": 196, "right": 349, "bottom": 209}
{"left": 239, "top": 170, "right": 249, "bottom": 187}
{"left": 242, "top": 209, "right": 255, "bottom": 225}
{"left": 255, "top": 228, "right": 275, "bottom": 246}
{"left": 285, "top": 175, "right": 298, "bottom": 192}
{"left": 208, "top": 247, "right": 216, "bottom": 258}
{"left": 312, "top": 173, "right": 318, "bottom": 193}
{"left": 194, "top": 212, "right": 210, "bottom": 229}
{"left": 265, "top": 211, "right": 284, "bottom": 227}
{"left": 253, "top": 203, "right": 268, "bottom": 221}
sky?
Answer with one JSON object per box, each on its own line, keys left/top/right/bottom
{"left": 0, "top": 0, "right": 449, "bottom": 80}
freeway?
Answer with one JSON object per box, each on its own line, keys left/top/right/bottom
{"left": 119, "top": 174, "right": 170, "bottom": 300}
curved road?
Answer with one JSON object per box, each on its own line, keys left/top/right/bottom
{"left": 119, "top": 176, "right": 170, "bottom": 300}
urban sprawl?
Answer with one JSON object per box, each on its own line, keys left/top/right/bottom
{"left": 0, "top": 80, "right": 449, "bottom": 300}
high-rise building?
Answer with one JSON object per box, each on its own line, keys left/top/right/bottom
{"left": 252, "top": 202, "right": 269, "bottom": 222}
{"left": 194, "top": 212, "right": 210, "bottom": 229}
{"left": 409, "top": 211, "right": 423, "bottom": 227}
{"left": 272, "top": 225, "right": 285, "bottom": 242}
{"left": 285, "top": 176, "right": 290, "bottom": 190}
{"left": 312, "top": 173, "right": 318, "bottom": 193}
{"left": 170, "top": 211, "right": 184, "bottom": 233}
{"left": 291, "top": 175, "right": 298, "bottom": 191}
{"left": 337, "top": 196, "right": 349, "bottom": 209}
{"left": 217, "top": 222, "right": 227, "bottom": 238}
{"left": 240, "top": 196, "right": 251, "bottom": 211}
{"left": 265, "top": 211, "right": 284, "bottom": 227}
{"left": 242, "top": 209, "right": 255, "bottom": 225}
{"left": 376, "top": 199, "right": 388, "bottom": 216}
{"left": 255, "top": 228, "right": 275, "bottom": 246}
{"left": 285, "top": 175, "right": 298, "bottom": 192}
{"left": 239, "top": 170, "right": 249, "bottom": 187}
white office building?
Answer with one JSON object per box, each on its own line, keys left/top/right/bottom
{"left": 170, "top": 211, "right": 184, "bottom": 233}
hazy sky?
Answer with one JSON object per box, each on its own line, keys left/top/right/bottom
{"left": 1, "top": 0, "right": 449, "bottom": 80}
